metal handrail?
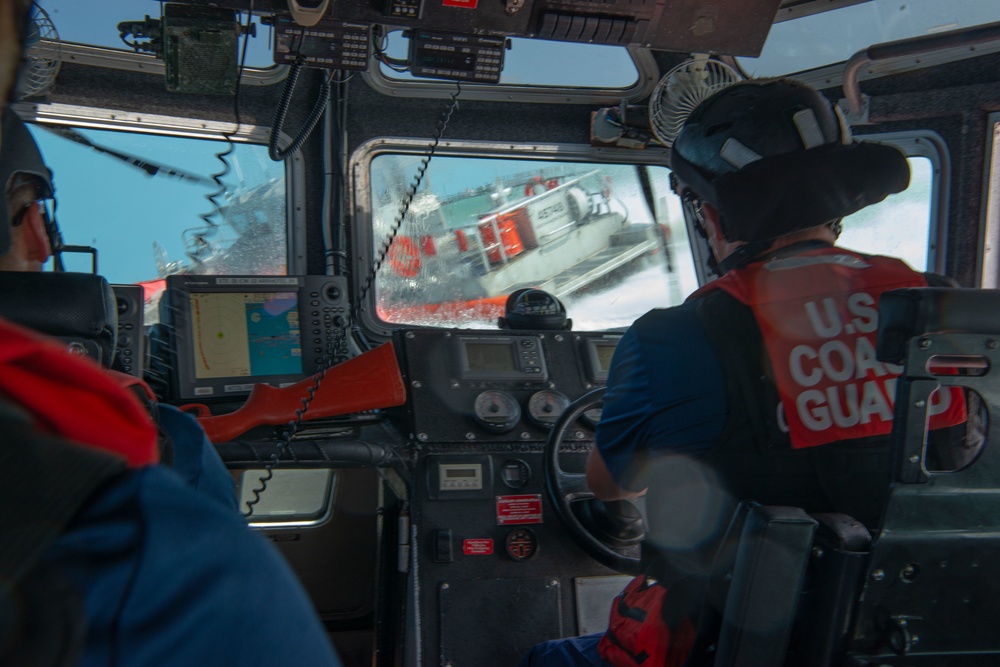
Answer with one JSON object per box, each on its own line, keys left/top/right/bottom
{"left": 843, "top": 20, "right": 1000, "bottom": 116}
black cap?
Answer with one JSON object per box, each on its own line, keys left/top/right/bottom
{"left": 670, "top": 79, "right": 909, "bottom": 244}
{"left": 1, "top": 108, "right": 53, "bottom": 254}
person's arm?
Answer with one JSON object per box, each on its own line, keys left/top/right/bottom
{"left": 156, "top": 403, "right": 238, "bottom": 510}
{"left": 120, "top": 467, "right": 341, "bottom": 666}
{"left": 586, "top": 446, "right": 644, "bottom": 500}
{"left": 592, "top": 303, "right": 727, "bottom": 495}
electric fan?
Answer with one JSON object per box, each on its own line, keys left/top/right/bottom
{"left": 648, "top": 56, "right": 742, "bottom": 148}
{"left": 17, "top": 3, "right": 61, "bottom": 99}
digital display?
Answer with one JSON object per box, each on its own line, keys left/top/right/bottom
{"left": 438, "top": 462, "right": 484, "bottom": 491}
{"left": 299, "top": 38, "right": 337, "bottom": 58}
{"left": 595, "top": 342, "right": 617, "bottom": 372}
{"left": 455, "top": 335, "right": 546, "bottom": 382}
{"left": 414, "top": 47, "right": 476, "bottom": 72}
{"left": 583, "top": 336, "right": 620, "bottom": 383}
{"left": 465, "top": 342, "right": 516, "bottom": 372}
{"left": 189, "top": 291, "right": 302, "bottom": 380}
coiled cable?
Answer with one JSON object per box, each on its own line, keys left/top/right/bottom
{"left": 268, "top": 56, "right": 332, "bottom": 162}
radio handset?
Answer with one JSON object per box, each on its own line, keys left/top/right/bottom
{"left": 287, "top": 0, "right": 330, "bottom": 27}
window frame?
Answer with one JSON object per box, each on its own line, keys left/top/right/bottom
{"left": 362, "top": 43, "right": 660, "bottom": 104}
{"left": 11, "top": 100, "right": 306, "bottom": 276}
{"left": 56, "top": 42, "right": 289, "bottom": 86}
{"left": 349, "top": 137, "right": 671, "bottom": 337}
{"left": 853, "top": 130, "right": 950, "bottom": 276}
{"left": 978, "top": 112, "right": 1000, "bottom": 288}
{"left": 240, "top": 468, "right": 339, "bottom": 529}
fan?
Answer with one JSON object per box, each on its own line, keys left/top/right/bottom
{"left": 649, "top": 56, "right": 742, "bottom": 149}
{"left": 17, "top": 3, "right": 61, "bottom": 99}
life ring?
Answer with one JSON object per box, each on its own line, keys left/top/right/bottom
{"left": 525, "top": 177, "right": 546, "bottom": 197}
{"left": 388, "top": 236, "right": 421, "bottom": 278}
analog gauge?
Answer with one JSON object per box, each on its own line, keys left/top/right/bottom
{"left": 581, "top": 407, "right": 603, "bottom": 430}
{"left": 505, "top": 528, "right": 538, "bottom": 561}
{"left": 473, "top": 390, "right": 521, "bottom": 433}
{"left": 527, "top": 390, "right": 570, "bottom": 428}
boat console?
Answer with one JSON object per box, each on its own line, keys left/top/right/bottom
{"left": 389, "top": 326, "right": 633, "bottom": 665}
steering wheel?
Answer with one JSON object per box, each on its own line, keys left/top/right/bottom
{"left": 544, "top": 387, "right": 643, "bottom": 575}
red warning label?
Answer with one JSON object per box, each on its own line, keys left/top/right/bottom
{"left": 442, "top": 0, "right": 477, "bottom": 7}
{"left": 463, "top": 539, "right": 494, "bottom": 555}
{"left": 496, "top": 494, "right": 543, "bottom": 525}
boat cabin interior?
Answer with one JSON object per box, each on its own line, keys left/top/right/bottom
{"left": 4, "top": 0, "right": 1000, "bottom": 664}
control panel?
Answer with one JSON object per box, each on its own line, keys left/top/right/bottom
{"left": 391, "top": 328, "right": 634, "bottom": 666}
{"left": 273, "top": 15, "right": 371, "bottom": 70}
{"left": 408, "top": 30, "right": 506, "bottom": 83}
{"left": 203, "top": 0, "right": 782, "bottom": 56}
{"left": 111, "top": 284, "right": 144, "bottom": 377}
{"left": 392, "top": 328, "right": 620, "bottom": 444}
{"left": 300, "top": 275, "right": 351, "bottom": 373}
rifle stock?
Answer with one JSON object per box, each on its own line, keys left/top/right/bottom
{"left": 190, "top": 342, "right": 406, "bottom": 443}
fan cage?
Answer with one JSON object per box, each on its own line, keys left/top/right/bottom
{"left": 18, "top": 4, "right": 61, "bottom": 99}
{"left": 649, "top": 59, "right": 742, "bottom": 149}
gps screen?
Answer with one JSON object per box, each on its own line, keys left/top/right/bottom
{"left": 189, "top": 291, "right": 303, "bottom": 380}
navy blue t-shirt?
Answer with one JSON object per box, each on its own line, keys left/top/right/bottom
{"left": 156, "top": 403, "right": 237, "bottom": 510}
{"left": 43, "top": 465, "right": 341, "bottom": 666}
{"left": 595, "top": 301, "right": 728, "bottom": 491}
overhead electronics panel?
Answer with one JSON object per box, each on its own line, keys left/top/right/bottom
{"left": 187, "top": 0, "right": 786, "bottom": 56}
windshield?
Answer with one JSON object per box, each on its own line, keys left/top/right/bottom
{"left": 366, "top": 149, "right": 936, "bottom": 332}
{"left": 368, "top": 154, "right": 695, "bottom": 331}
{"left": 27, "top": 121, "right": 288, "bottom": 321}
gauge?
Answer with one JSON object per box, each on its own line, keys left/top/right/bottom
{"left": 527, "top": 390, "right": 570, "bottom": 428}
{"left": 511, "top": 289, "right": 561, "bottom": 317}
{"left": 501, "top": 459, "right": 531, "bottom": 489}
{"left": 501, "top": 288, "right": 568, "bottom": 330}
{"left": 505, "top": 528, "right": 538, "bottom": 561}
{"left": 473, "top": 390, "right": 521, "bottom": 433}
{"left": 581, "top": 407, "right": 603, "bottom": 430}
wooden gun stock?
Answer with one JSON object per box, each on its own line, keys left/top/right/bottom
{"left": 188, "top": 342, "right": 406, "bottom": 444}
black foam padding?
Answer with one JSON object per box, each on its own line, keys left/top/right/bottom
{"left": 715, "top": 505, "right": 818, "bottom": 667}
{"left": 0, "top": 271, "right": 117, "bottom": 366}
{"left": 712, "top": 142, "right": 910, "bottom": 243}
{"left": 877, "top": 287, "right": 1000, "bottom": 364}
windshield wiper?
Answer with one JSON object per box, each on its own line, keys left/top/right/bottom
{"left": 41, "top": 125, "right": 214, "bottom": 186}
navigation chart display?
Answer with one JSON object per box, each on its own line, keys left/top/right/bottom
{"left": 189, "top": 291, "right": 303, "bottom": 380}
{"left": 164, "top": 274, "right": 349, "bottom": 401}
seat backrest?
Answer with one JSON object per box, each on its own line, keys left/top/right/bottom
{"left": 712, "top": 504, "right": 818, "bottom": 667}
{"left": 843, "top": 287, "right": 1000, "bottom": 661}
{"left": 0, "top": 271, "right": 117, "bottom": 366}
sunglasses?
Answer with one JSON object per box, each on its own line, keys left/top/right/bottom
{"left": 680, "top": 189, "right": 709, "bottom": 239}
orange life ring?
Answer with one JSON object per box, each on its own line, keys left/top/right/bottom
{"left": 388, "top": 236, "right": 421, "bottom": 278}
{"left": 525, "top": 177, "right": 545, "bottom": 197}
